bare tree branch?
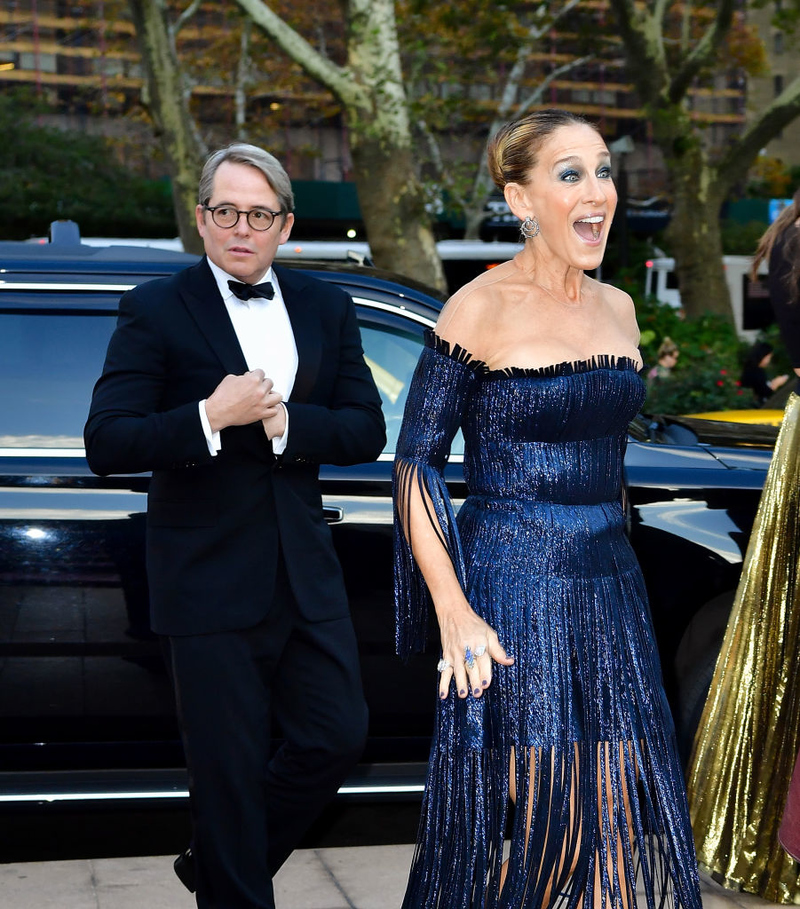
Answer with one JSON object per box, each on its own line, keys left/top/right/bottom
{"left": 516, "top": 55, "right": 592, "bottom": 117}
{"left": 174, "top": 0, "right": 202, "bottom": 35}
{"left": 233, "top": 0, "right": 365, "bottom": 108}
{"left": 714, "top": 74, "right": 800, "bottom": 196}
{"left": 606, "top": 0, "right": 667, "bottom": 103}
{"left": 668, "top": 0, "right": 736, "bottom": 103}
{"left": 234, "top": 18, "right": 253, "bottom": 138}
{"left": 417, "top": 117, "right": 468, "bottom": 214}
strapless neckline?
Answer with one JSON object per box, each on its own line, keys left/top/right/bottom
{"left": 425, "top": 329, "right": 642, "bottom": 381}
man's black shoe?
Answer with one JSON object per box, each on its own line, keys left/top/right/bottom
{"left": 173, "top": 847, "right": 196, "bottom": 893}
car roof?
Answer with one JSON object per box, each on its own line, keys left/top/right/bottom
{"left": 0, "top": 241, "right": 201, "bottom": 274}
{"left": 0, "top": 240, "right": 446, "bottom": 321}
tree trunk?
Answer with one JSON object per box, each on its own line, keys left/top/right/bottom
{"left": 350, "top": 138, "right": 444, "bottom": 289}
{"left": 128, "top": 0, "right": 206, "bottom": 254}
{"left": 655, "top": 112, "right": 733, "bottom": 323}
{"left": 666, "top": 185, "right": 730, "bottom": 323}
{"left": 235, "top": 0, "right": 446, "bottom": 293}
{"left": 343, "top": 0, "right": 445, "bottom": 290}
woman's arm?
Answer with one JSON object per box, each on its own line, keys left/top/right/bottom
{"left": 393, "top": 336, "right": 512, "bottom": 701}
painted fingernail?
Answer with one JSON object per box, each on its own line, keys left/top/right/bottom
{"left": 473, "top": 687, "right": 481, "bottom": 696}
{"left": 482, "top": 679, "right": 489, "bottom": 687}
{"left": 459, "top": 688, "right": 467, "bottom": 697}
{"left": 440, "top": 691, "right": 447, "bottom": 699}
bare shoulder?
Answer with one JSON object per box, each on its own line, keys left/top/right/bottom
{"left": 436, "top": 260, "right": 519, "bottom": 354}
{"left": 590, "top": 278, "right": 640, "bottom": 344}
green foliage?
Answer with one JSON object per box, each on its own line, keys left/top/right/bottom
{"left": 747, "top": 154, "right": 795, "bottom": 197}
{"left": 720, "top": 219, "right": 769, "bottom": 255}
{"left": 635, "top": 293, "right": 753, "bottom": 415}
{"left": 0, "top": 90, "right": 177, "bottom": 240}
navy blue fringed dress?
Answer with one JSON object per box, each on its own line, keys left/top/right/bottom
{"left": 393, "top": 331, "right": 701, "bottom": 909}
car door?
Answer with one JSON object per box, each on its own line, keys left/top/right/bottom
{"left": 320, "top": 297, "right": 466, "bottom": 764}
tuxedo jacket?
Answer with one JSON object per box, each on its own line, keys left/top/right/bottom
{"left": 85, "top": 258, "right": 385, "bottom": 636}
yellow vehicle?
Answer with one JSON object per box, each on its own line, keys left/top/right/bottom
{"left": 687, "top": 409, "right": 784, "bottom": 427}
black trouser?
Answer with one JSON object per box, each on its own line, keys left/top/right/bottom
{"left": 169, "top": 563, "right": 368, "bottom": 909}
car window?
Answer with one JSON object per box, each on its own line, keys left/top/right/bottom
{"left": 359, "top": 322, "right": 465, "bottom": 457}
{"left": 0, "top": 311, "right": 117, "bottom": 449}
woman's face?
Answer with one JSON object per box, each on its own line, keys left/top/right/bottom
{"left": 504, "top": 123, "right": 617, "bottom": 271}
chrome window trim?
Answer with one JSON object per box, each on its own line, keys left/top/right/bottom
{"left": 376, "top": 451, "right": 464, "bottom": 464}
{"left": 0, "top": 448, "right": 87, "bottom": 458}
{"left": 0, "top": 782, "right": 425, "bottom": 804}
{"left": 352, "top": 296, "right": 437, "bottom": 328}
{"left": 0, "top": 282, "right": 136, "bottom": 292}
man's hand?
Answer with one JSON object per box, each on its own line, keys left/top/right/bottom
{"left": 262, "top": 405, "right": 287, "bottom": 441}
{"left": 205, "top": 370, "right": 283, "bottom": 433}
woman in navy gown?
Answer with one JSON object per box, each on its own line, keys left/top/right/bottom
{"left": 393, "top": 110, "right": 702, "bottom": 909}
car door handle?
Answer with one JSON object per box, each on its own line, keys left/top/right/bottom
{"left": 324, "top": 506, "right": 344, "bottom": 524}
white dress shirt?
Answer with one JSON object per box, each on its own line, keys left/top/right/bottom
{"left": 199, "top": 259, "right": 298, "bottom": 456}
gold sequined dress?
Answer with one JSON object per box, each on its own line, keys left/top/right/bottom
{"left": 686, "top": 391, "right": 800, "bottom": 903}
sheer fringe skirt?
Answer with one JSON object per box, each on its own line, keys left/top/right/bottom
{"left": 401, "top": 495, "right": 701, "bottom": 909}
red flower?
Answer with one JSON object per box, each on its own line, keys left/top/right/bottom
{"left": 720, "top": 369, "right": 727, "bottom": 375}
{"left": 716, "top": 380, "right": 724, "bottom": 386}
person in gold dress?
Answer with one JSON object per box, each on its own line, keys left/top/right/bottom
{"left": 686, "top": 188, "right": 800, "bottom": 903}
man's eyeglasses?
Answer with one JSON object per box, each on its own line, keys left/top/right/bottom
{"left": 203, "top": 204, "right": 285, "bottom": 232}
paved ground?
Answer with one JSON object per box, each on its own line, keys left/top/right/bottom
{"left": 0, "top": 844, "right": 791, "bottom": 908}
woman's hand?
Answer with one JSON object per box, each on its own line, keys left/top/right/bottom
{"left": 436, "top": 604, "right": 514, "bottom": 700}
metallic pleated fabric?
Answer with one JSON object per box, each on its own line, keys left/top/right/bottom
{"left": 687, "top": 392, "right": 800, "bottom": 904}
{"left": 394, "top": 332, "right": 702, "bottom": 909}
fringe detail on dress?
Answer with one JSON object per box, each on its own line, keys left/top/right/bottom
{"left": 424, "top": 328, "right": 641, "bottom": 381}
{"left": 393, "top": 334, "right": 480, "bottom": 658}
{"left": 403, "top": 556, "right": 701, "bottom": 908}
{"left": 394, "top": 457, "right": 468, "bottom": 658}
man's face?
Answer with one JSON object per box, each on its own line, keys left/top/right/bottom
{"left": 195, "top": 160, "right": 294, "bottom": 283}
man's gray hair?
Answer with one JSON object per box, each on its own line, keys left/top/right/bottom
{"left": 198, "top": 144, "right": 294, "bottom": 215}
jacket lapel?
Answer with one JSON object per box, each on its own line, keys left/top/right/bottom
{"left": 274, "top": 264, "right": 321, "bottom": 403}
{"left": 180, "top": 258, "right": 249, "bottom": 375}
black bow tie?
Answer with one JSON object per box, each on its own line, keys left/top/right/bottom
{"left": 228, "top": 279, "right": 275, "bottom": 301}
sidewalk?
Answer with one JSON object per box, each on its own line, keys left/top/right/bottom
{"left": 0, "top": 843, "right": 790, "bottom": 909}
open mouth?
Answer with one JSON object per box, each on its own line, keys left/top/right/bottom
{"left": 573, "top": 216, "right": 604, "bottom": 242}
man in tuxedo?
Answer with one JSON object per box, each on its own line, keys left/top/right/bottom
{"left": 84, "top": 144, "right": 385, "bottom": 908}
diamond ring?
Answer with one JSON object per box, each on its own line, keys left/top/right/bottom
{"left": 437, "top": 659, "right": 451, "bottom": 672}
{"left": 474, "top": 645, "right": 487, "bottom": 657}
{"left": 464, "top": 646, "right": 475, "bottom": 669}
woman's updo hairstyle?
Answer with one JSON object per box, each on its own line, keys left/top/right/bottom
{"left": 487, "top": 109, "right": 598, "bottom": 191}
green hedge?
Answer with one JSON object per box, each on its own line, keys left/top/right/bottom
{"left": 636, "top": 293, "right": 757, "bottom": 415}
{"left": 0, "top": 91, "right": 177, "bottom": 240}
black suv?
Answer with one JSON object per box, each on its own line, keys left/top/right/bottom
{"left": 0, "top": 230, "right": 773, "bottom": 811}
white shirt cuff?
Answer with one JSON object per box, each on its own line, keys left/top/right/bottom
{"left": 272, "top": 403, "right": 289, "bottom": 455}
{"left": 199, "top": 400, "right": 221, "bottom": 456}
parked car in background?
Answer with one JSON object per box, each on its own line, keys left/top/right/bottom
{"left": 52, "top": 233, "right": 528, "bottom": 297}
{"left": 0, "top": 227, "right": 773, "bottom": 815}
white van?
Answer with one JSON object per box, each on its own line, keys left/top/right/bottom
{"left": 645, "top": 255, "right": 771, "bottom": 340}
